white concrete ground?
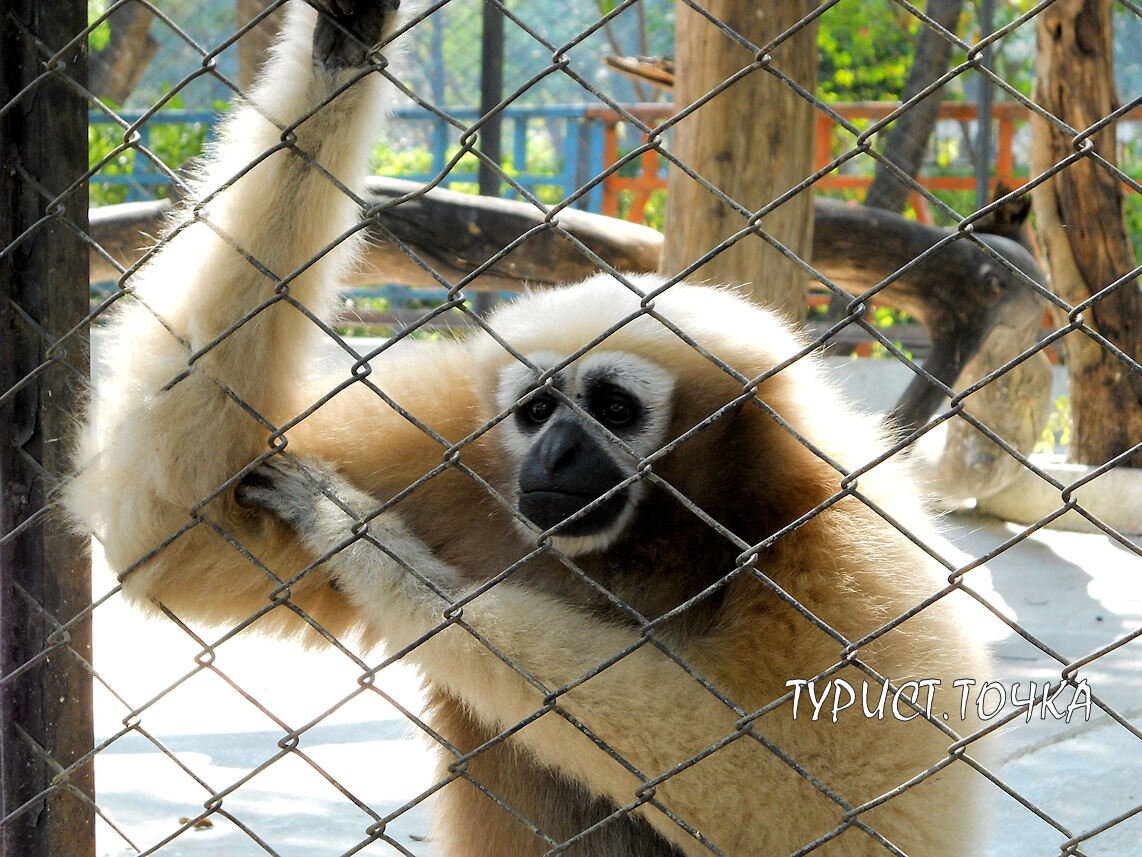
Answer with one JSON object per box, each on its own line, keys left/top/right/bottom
{"left": 86, "top": 344, "right": 1142, "bottom": 856}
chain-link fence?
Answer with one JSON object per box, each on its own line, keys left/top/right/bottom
{"left": 3, "top": 1, "right": 1142, "bottom": 856}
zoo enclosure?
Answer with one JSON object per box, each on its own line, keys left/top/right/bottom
{"left": 4, "top": 1, "right": 1142, "bottom": 856}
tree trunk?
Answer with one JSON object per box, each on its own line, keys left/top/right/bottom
{"left": 864, "top": 0, "right": 964, "bottom": 212}
{"left": 238, "top": 0, "right": 287, "bottom": 90}
{"left": 1030, "top": 0, "right": 1142, "bottom": 468}
{"left": 89, "top": 2, "right": 157, "bottom": 105}
{"left": 1, "top": 1, "right": 94, "bottom": 853}
{"left": 660, "top": 1, "right": 817, "bottom": 323}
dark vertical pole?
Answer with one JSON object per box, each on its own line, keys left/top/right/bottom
{"left": 975, "top": 0, "right": 995, "bottom": 210}
{"left": 477, "top": 0, "right": 505, "bottom": 199}
{"left": 474, "top": 0, "right": 505, "bottom": 314}
{"left": 0, "top": 1, "right": 95, "bottom": 856}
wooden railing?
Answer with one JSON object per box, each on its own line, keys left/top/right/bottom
{"left": 587, "top": 101, "right": 1142, "bottom": 225}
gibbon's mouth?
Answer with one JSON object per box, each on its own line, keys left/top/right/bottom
{"left": 518, "top": 489, "right": 628, "bottom": 536}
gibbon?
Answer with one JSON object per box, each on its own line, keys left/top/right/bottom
{"left": 68, "top": 1, "right": 993, "bottom": 855}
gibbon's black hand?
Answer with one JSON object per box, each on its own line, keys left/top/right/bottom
{"left": 311, "top": 0, "right": 401, "bottom": 70}
{"left": 235, "top": 458, "right": 331, "bottom": 534}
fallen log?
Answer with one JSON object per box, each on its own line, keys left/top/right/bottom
{"left": 89, "top": 179, "right": 1046, "bottom": 455}
{"left": 89, "top": 178, "right": 664, "bottom": 290}
{"left": 812, "top": 197, "right": 1046, "bottom": 433}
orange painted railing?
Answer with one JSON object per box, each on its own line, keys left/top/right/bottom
{"left": 587, "top": 100, "right": 1140, "bottom": 225}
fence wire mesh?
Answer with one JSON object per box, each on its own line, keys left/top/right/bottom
{"left": 3, "top": 1, "right": 1142, "bottom": 856}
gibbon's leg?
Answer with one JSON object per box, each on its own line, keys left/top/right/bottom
{"left": 67, "top": 0, "right": 427, "bottom": 628}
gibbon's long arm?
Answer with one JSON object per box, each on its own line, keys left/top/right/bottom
{"left": 234, "top": 455, "right": 979, "bottom": 857}
{"left": 235, "top": 456, "right": 759, "bottom": 855}
{"left": 69, "top": 1, "right": 465, "bottom": 626}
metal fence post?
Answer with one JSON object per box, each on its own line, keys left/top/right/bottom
{"left": 0, "top": 1, "right": 95, "bottom": 856}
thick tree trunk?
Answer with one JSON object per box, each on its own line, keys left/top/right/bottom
{"left": 1031, "top": 0, "right": 1142, "bottom": 468}
{"left": 660, "top": 1, "right": 817, "bottom": 323}
{"left": 864, "top": 0, "right": 964, "bottom": 212}
{"left": 89, "top": 2, "right": 157, "bottom": 104}
{"left": 238, "top": 0, "right": 287, "bottom": 90}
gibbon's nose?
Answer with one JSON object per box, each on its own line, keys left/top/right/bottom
{"left": 518, "top": 417, "right": 626, "bottom": 499}
{"left": 536, "top": 420, "right": 584, "bottom": 474}
{"left": 518, "top": 418, "right": 629, "bottom": 534}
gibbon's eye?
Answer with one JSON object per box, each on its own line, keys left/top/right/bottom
{"left": 593, "top": 390, "right": 640, "bottom": 429}
{"left": 521, "top": 395, "right": 558, "bottom": 425}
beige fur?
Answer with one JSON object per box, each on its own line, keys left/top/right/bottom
{"left": 67, "top": 3, "right": 992, "bottom": 854}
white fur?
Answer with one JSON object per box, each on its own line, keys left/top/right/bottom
{"left": 66, "top": 4, "right": 993, "bottom": 855}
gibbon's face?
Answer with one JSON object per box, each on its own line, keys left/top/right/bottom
{"left": 495, "top": 351, "right": 676, "bottom": 555}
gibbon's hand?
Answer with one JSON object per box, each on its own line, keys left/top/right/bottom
{"left": 236, "top": 456, "right": 367, "bottom": 537}
{"left": 310, "top": 0, "right": 402, "bottom": 70}
{"left": 235, "top": 456, "right": 466, "bottom": 626}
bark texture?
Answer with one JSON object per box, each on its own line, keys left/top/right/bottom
{"left": 89, "top": 2, "right": 156, "bottom": 104}
{"left": 660, "top": 1, "right": 817, "bottom": 323}
{"left": 1031, "top": 0, "right": 1142, "bottom": 468}
{"left": 864, "top": 0, "right": 964, "bottom": 213}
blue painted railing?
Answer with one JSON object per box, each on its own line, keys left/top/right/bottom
{"left": 89, "top": 104, "right": 608, "bottom": 211}
{"left": 89, "top": 109, "right": 216, "bottom": 203}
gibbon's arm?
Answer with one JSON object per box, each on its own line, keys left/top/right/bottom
{"left": 68, "top": 1, "right": 452, "bottom": 623}
{"left": 237, "top": 457, "right": 786, "bottom": 857}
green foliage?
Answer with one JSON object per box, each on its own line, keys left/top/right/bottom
{"left": 817, "top": 1, "right": 916, "bottom": 102}
{"left": 87, "top": 0, "right": 110, "bottom": 52}
{"left": 872, "top": 305, "right": 910, "bottom": 328}
{"left": 1125, "top": 193, "right": 1142, "bottom": 264}
{"left": 869, "top": 341, "right": 914, "bottom": 361}
{"left": 88, "top": 119, "right": 132, "bottom": 206}
{"left": 1121, "top": 137, "right": 1142, "bottom": 262}
{"left": 1035, "top": 396, "right": 1072, "bottom": 455}
{"left": 371, "top": 128, "right": 568, "bottom": 205}
{"left": 614, "top": 188, "right": 666, "bottom": 231}
{"left": 869, "top": 304, "right": 918, "bottom": 360}
{"left": 370, "top": 141, "right": 436, "bottom": 176}
{"left": 88, "top": 96, "right": 211, "bottom": 206}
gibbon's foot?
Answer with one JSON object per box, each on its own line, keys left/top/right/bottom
{"left": 311, "top": 0, "right": 402, "bottom": 71}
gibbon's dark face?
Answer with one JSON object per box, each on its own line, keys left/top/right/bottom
{"left": 496, "top": 351, "right": 676, "bottom": 554}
